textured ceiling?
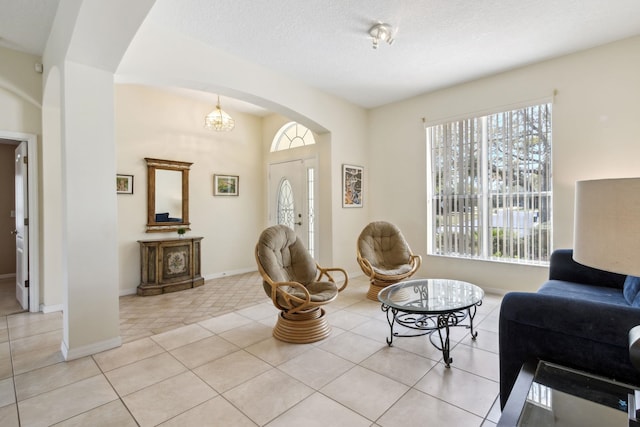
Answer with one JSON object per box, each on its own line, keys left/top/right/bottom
{"left": 147, "top": 0, "right": 640, "bottom": 108}
{"left": 3, "top": 0, "right": 640, "bottom": 109}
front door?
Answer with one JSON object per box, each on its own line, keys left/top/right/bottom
{"left": 14, "top": 142, "right": 28, "bottom": 310}
{"left": 269, "top": 159, "right": 316, "bottom": 257}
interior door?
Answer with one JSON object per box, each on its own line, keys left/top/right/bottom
{"left": 269, "top": 159, "right": 316, "bottom": 256}
{"left": 14, "top": 142, "right": 28, "bottom": 310}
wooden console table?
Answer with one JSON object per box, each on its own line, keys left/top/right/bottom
{"left": 138, "top": 237, "right": 204, "bottom": 296}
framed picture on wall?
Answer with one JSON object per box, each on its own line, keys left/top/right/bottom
{"left": 342, "top": 164, "right": 363, "bottom": 208}
{"left": 116, "top": 174, "right": 134, "bottom": 194}
{"left": 214, "top": 174, "right": 239, "bottom": 196}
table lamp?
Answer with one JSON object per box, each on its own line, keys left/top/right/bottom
{"left": 573, "top": 177, "right": 640, "bottom": 277}
{"left": 573, "top": 178, "right": 640, "bottom": 423}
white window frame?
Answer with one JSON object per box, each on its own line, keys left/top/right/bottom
{"left": 426, "top": 102, "right": 552, "bottom": 265}
{"left": 270, "top": 122, "right": 316, "bottom": 152}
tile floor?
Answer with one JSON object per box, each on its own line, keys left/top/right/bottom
{"left": 118, "top": 273, "right": 267, "bottom": 343}
{"left": 0, "top": 278, "right": 25, "bottom": 317}
{"left": 0, "top": 273, "right": 503, "bottom": 426}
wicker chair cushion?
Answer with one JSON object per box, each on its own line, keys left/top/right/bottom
{"left": 273, "top": 281, "right": 338, "bottom": 308}
{"left": 370, "top": 263, "right": 414, "bottom": 276}
{"left": 358, "top": 221, "right": 412, "bottom": 270}
{"left": 257, "top": 225, "right": 331, "bottom": 303}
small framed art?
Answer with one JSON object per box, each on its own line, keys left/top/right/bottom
{"left": 342, "top": 164, "right": 363, "bottom": 208}
{"left": 116, "top": 174, "right": 134, "bottom": 194}
{"left": 214, "top": 174, "right": 239, "bottom": 196}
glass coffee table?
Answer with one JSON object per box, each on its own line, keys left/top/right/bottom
{"left": 499, "top": 360, "right": 638, "bottom": 426}
{"left": 378, "top": 278, "right": 484, "bottom": 368}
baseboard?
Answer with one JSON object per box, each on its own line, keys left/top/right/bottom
{"left": 120, "top": 287, "right": 138, "bottom": 296}
{"left": 40, "top": 303, "right": 63, "bottom": 314}
{"left": 119, "top": 269, "right": 259, "bottom": 296}
{"left": 61, "top": 335, "right": 122, "bottom": 361}
{"left": 482, "top": 286, "right": 509, "bottom": 296}
{"left": 203, "top": 267, "right": 257, "bottom": 281}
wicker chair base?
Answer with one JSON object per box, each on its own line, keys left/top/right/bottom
{"left": 367, "top": 283, "right": 389, "bottom": 301}
{"left": 273, "top": 308, "right": 331, "bottom": 344}
{"left": 367, "top": 282, "right": 412, "bottom": 302}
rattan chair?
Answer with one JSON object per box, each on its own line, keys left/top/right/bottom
{"left": 255, "top": 225, "right": 348, "bottom": 343}
{"left": 357, "top": 221, "right": 422, "bottom": 301}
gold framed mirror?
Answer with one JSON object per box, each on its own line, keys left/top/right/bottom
{"left": 145, "top": 158, "right": 192, "bottom": 232}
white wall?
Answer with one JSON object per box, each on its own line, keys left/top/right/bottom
{"left": 41, "top": 66, "right": 63, "bottom": 310}
{"left": 41, "top": 0, "right": 156, "bottom": 359}
{"left": 115, "top": 85, "right": 265, "bottom": 294}
{"left": 368, "top": 35, "right": 640, "bottom": 292}
{"left": 61, "top": 60, "right": 121, "bottom": 357}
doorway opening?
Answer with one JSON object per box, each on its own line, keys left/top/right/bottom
{"left": 0, "top": 139, "right": 22, "bottom": 315}
{"left": 0, "top": 132, "right": 39, "bottom": 314}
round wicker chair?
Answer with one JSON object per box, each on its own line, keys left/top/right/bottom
{"left": 255, "top": 225, "right": 348, "bottom": 343}
{"left": 356, "top": 221, "right": 422, "bottom": 301}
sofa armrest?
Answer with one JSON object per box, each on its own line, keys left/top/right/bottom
{"left": 549, "top": 249, "right": 626, "bottom": 289}
{"left": 499, "top": 291, "right": 640, "bottom": 408}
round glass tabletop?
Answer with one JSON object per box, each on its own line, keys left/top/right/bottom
{"left": 378, "top": 278, "right": 484, "bottom": 314}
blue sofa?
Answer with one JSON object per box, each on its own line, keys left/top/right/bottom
{"left": 499, "top": 249, "right": 640, "bottom": 408}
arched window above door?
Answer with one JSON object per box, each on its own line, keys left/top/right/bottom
{"left": 271, "top": 122, "right": 316, "bottom": 152}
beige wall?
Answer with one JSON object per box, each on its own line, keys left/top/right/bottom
{"left": 0, "top": 144, "right": 16, "bottom": 275}
{"left": 0, "top": 46, "right": 42, "bottom": 113}
{"left": 115, "top": 85, "right": 266, "bottom": 294}
{"left": 368, "top": 35, "right": 640, "bottom": 293}
{"left": 116, "top": 21, "right": 370, "bottom": 276}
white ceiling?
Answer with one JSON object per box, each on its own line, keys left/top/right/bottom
{"left": 3, "top": 0, "right": 640, "bottom": 109}
{"left": 0, "top": 0, "right": 60, "bottom": 55}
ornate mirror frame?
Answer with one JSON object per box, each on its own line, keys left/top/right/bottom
{"left": 145, "top": 158, "right": 192, "bottom": 232}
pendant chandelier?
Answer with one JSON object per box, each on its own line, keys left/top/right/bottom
{"left": 204, "top": 95, "right": 235, "bottom": 131}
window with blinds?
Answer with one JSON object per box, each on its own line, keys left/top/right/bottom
{"left": 427, "top": 102, "right": 552, "bottom": 264}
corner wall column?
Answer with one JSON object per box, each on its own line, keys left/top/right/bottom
{"left": 60, "top": 61, "right": 121, "bottom": 359}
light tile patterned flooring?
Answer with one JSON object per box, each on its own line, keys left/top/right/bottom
{"left": 0, "top": 278, "right": 24, "bottom": 317}
{"left": 119, "top": 273, "right": 267, "bottom": 343}
{"left": 0, "top": 273, "right": 503, "bottom": 426}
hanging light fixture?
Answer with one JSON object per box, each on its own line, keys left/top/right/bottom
{"left": 204, "top": 95, "right": 235, "bottom": 131}
{"left": 369, "top": 22, "right": 395, "bottom": 49}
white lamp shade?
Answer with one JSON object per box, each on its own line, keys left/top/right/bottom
{"left": 573, "top": 178, "right": 640, "bottom": 277}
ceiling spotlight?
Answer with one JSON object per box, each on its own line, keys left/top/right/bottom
{"left": 369, "top": 22, "right": 395, "bottom": 49}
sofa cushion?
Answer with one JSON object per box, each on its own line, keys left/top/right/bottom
{"left": 624, "top": 276, "right": 640, "bottom": 306}
{"left": 539, "top": 280, "right": 628, "bottom": 306}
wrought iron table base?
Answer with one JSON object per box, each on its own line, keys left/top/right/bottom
{"left": 381, "top": 304, "right": 480, "bottom": 368}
